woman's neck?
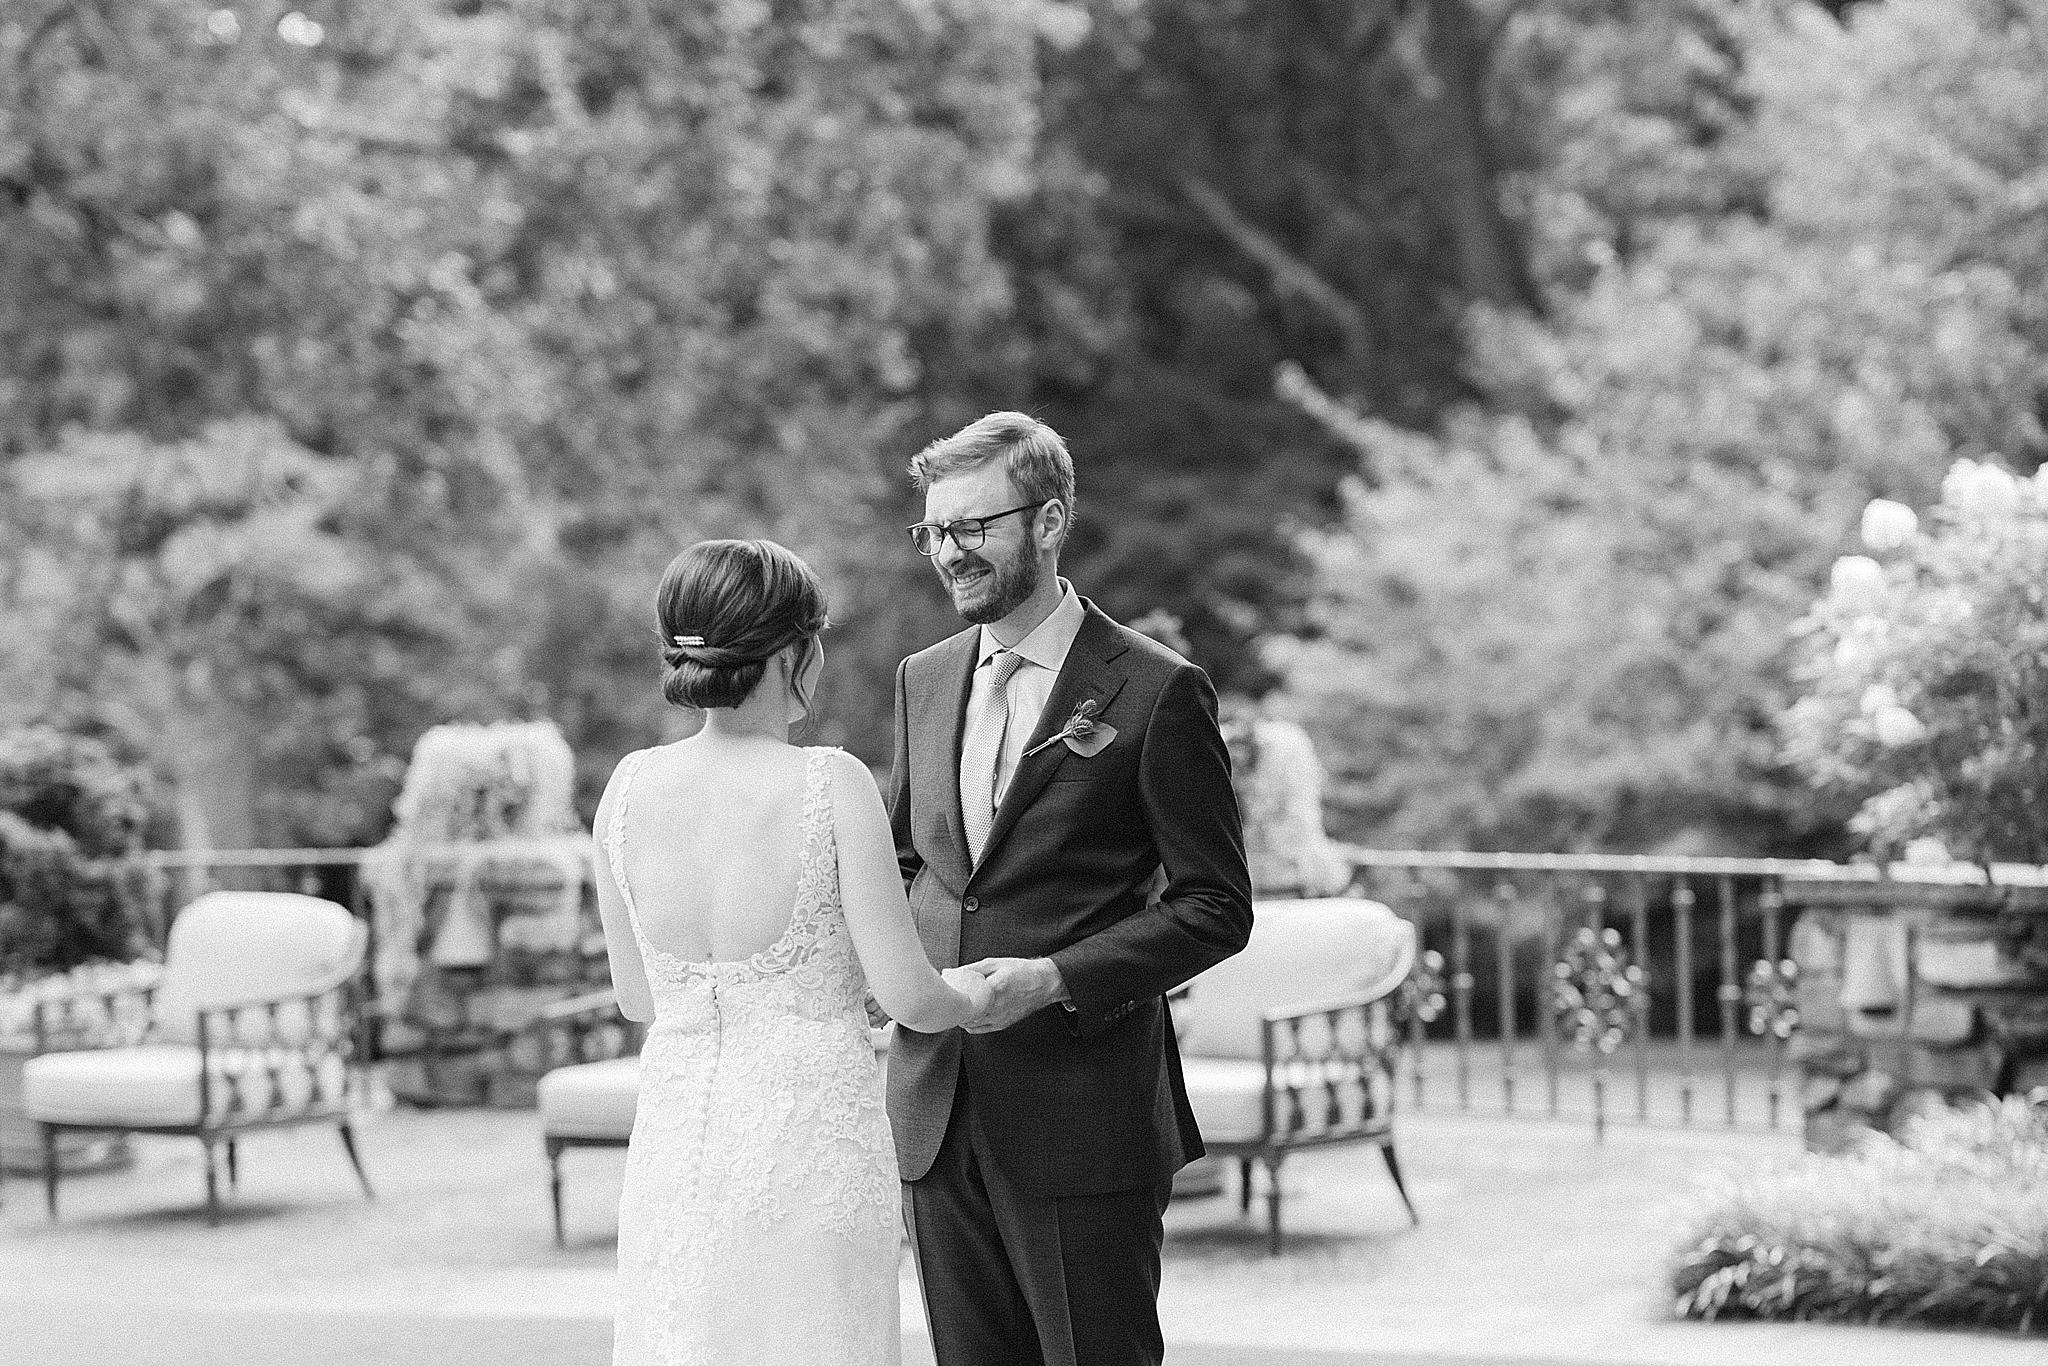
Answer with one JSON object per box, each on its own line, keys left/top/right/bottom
{"left": 695, "top": 689, "right": 791, "bottom": 743}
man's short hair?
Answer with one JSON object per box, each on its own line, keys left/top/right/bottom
{"left": 909, "top": 412, "right": 1077, "bottom": 535}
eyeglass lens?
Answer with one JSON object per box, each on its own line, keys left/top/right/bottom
{"left": 913, "top": 522, "right": 984, "bottom": 555}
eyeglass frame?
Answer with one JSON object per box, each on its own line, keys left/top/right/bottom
{"left": 905, "top": 500, "right": 1049, "bottom": 557}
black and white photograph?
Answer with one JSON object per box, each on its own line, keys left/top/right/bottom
{"left": 3, "top": 2, "right": 2047, "bottom": 1364}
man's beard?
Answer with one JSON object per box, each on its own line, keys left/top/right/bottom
{"left": 943, "top": 543, "right": 1041, "bottom": 624}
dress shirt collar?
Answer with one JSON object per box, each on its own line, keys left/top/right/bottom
{"left": 977, "top": 578, "right": 1085, "bottom": 673}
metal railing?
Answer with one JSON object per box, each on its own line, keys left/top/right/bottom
{"left": 134, "top": 843, "right": 1834, "bottom": 1135}
{"left": 142, "top": 847, "right": 371, "bottom": 928}
{"left": 1336, "top": 848, "right": 1838, "bottom": 1138}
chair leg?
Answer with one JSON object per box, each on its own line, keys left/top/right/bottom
{"left": 225, "top": 1138, "right": 239, "bottom": 1190}
{"left": 1238, "top": 1158, "right": 1253, "bottom": 1215}
{"left": 1380, "top": 1142, "right": 1418, "bottom": 1225}
{"left": 547, "top": 1139, "right": 567, "bottom": 1249}
{"left": 42, "top": 1126, "right": 59, "bottom": 1220}
{"left": 338, "top": 1123, "right": 374, "bottom": 1200}
{"left": 202, "top": 1140, "right": 222, "bottom": 1227}
{"left": 1262, "top": 1154, "right": 1285, "bottom": 1256}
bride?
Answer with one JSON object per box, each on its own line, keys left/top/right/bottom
{"left": 592, "top": 538, "right": 992, "bottom": 1366}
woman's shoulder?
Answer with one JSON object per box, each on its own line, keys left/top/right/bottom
{"left": 807, "top": 745, "right": 883, "bottom": 797}
{"left": 593, "top": 747, "right": 653, "bottom": 820}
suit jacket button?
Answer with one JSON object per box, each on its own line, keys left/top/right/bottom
{"left": 963, "top": 896, "right": 979, "bottom": 914}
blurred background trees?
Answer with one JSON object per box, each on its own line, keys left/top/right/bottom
{"left": 4, "top": 0, "right": 2044, "bottom": 854}
{"left": 1261, "top": 0, "right": 2048, "bottom": 854}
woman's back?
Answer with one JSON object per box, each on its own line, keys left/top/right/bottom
{"left": 614, "top": 737, "right": 813, "bottom": 964}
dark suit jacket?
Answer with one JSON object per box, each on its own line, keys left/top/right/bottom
{"left": 886, "top": 599, "right": 1254, "bottom": 1196}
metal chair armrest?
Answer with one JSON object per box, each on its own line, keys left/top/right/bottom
{"left": 532, "top": 988, "right": 626, "bottom": 1027}
{"left": 31, "top": 985, "right": 160, "bottom": 1055}
{"left": 193, "top": 978, "right": 363, "bottom": 1128}
{"left": 1256, "top": 992, "right": 1402, "bottom": 1144}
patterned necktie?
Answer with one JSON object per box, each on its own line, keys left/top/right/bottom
{"left": 962, "top": 648, "right": 1026, "bottom": 865}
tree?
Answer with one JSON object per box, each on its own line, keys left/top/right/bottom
{"left": 2, "top": 0, "right": 1082, "bottom": 839}
{"left": 1269, "top": 0, "right": 2048, "bottom": 853}
{"left": 461, "top": 0, "right": 1083, "bottom": 787}
{"left": 0, "top": 725, "right": 163, "bottom": 976}
{"left": 1, "top": 0, "right": 560, "bottom": 845}
{"left": 1784, "top": 469, "right": 2048, "bottom": 868}
{"left": 994, "top": 0, "right": 1559, "bottom": 691}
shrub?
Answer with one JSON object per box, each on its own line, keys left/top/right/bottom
{"left": 0, "top": 726, "right": 164, "bottom": 978}
{"left": 1783, "top": 462, "right": 2048, "bottom": 866}
{"left": 1672, "top": 1095, "right": 2048, "bottom": 1331}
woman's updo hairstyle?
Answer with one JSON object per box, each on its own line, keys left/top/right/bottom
{"left": 656, "top": 539, "right": 830, "bottom": 710}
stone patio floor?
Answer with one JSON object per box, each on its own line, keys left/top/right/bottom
{"left": 2, "top": 1087, "right": 2040, "bottom": 1366}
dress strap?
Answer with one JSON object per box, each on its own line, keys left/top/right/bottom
{"left": 604, "top": 749, "right": 652, "bottom": 936}
{"left": 800, "top": 747, "right": 838, "bottom": 846}
{"left": 786, "top": 748, "right": 840, "bottom": 938}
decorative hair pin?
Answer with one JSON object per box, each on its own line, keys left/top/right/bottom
{"left": 673, "top": 635, "right": 706, "bottom": 647}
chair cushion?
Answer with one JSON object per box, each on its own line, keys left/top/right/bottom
{"left": 22, "top": 1046, "right": 346, "bottom": 1128}
{"left": 538, "top": 1057, "right": 640, "bottom": 1139}
{"left": 152, "top": 893, "right": 365, "bottom": 1046}
{"left": 1179, "top": 898, "right": 1415, "bottom": 1060}
{"left": 1180, "top": 1057, "right": 1269, "bottom": 1144}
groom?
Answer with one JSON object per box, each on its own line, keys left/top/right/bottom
{"left": 886, "top": 412, "right": 1253, "bottom": 1366}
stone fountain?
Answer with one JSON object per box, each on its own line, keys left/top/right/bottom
{"left": 362, "top": 721, "right": 607, "bottom": 1106}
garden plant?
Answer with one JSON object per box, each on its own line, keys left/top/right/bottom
{"left": 1673, "top": 1093, "right": 2048, "bottom": 1331}
{"left": 1783, "top": 462, "right": 2048, "bottom": 868}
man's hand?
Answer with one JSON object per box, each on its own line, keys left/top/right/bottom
{"left": 957, "top": 957, "right": 1070, "bottom": 1033}
{"left": 941, "top": 966, "right": 996, "bottom": 1020}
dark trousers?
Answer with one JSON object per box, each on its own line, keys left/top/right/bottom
{"left": 903, "top": 1076, "right": 1173, "bottom": 1366}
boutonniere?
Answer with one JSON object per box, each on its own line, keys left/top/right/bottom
{"left": 1024, "top": 699, "right": 1117, "bottom": 759}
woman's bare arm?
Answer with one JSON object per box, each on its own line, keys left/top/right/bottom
{"left": 592, "top": 761, "right": 656, "bottom": 1023}
{"left": 828, "top": 751, "right": 988, "bottom": 1033}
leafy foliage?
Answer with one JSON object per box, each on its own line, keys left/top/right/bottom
{"left": 1783, "top": 465, "right": 2048, "bottom": 865}
{"left": 1269, "top": 0, "right": 2048, "bottom": 853}
{"left": 8, "top": 419, "right": 514, "bottom": 847}
{"left": 1672, "top": 1094, "right": 2048, "bottom": 1330}
{"left": 1015, "top": 0, "right": 1556, "bottom": 690}
{"left": 0, "top": 725, "right": 163, "bottom": 976}
{"left": 2, "top": 0, "right": 1072, "bottom": 840}
{"left": 6, "top": 0, "right": 2048, "bottom": 861}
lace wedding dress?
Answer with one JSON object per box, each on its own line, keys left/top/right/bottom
{"left": 604, "top": 746, "right": 902, "bottom": 1366}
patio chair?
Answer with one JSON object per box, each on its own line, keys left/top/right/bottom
{"left": 1174, "top": 896, "right": 1419, "bottom": 1253}
{"left": 22, "top": 891, "right": 374, "bottom": 1225}
{"left": 528, "top": 990, "right": 645, "bottom": 1246}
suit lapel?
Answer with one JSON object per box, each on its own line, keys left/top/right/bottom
{"left": 975, "top": 604, "right": 1129, "bottom": 871}
{"left": 916, "top": 628, "right": 979, "bottom": 890}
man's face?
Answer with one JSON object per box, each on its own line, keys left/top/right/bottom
{"left": 923, "top": 464, "right": 1044, "bottom": 625}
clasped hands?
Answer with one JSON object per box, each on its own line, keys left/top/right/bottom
{"left": 941, "top": 957, "right": 1070, "bottom": 1033}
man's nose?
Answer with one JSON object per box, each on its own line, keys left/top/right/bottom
{"left": 934, "top": 535, "right": 970, "bottom": 572}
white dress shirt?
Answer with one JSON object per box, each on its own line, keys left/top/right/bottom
{"left": 960, "top": 578, "right": 1086, "bottom": 815}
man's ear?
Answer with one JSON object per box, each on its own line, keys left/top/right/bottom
{"left": 1039, "top": 499, "right": 1070, "bottom": 552}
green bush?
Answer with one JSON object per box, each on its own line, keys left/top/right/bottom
{"left": 1783, "top": 465, "right": 2048, "bottom": 866}
{"left": 1672, "top": 1095, "right": 2048, "bottom": 1332}
{"left": 0, "top": 726, "right": 163, "bottom": 977}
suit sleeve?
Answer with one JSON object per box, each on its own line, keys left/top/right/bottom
{"left": 888, "top": 656, "right": 923, "bottom": 892}
{"left": 1048, "top": 663, "right": 1254, "bottom": 1038}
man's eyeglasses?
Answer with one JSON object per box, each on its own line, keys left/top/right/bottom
{"left": 906, "top": 501, "right": 1046, "bottom": 557}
